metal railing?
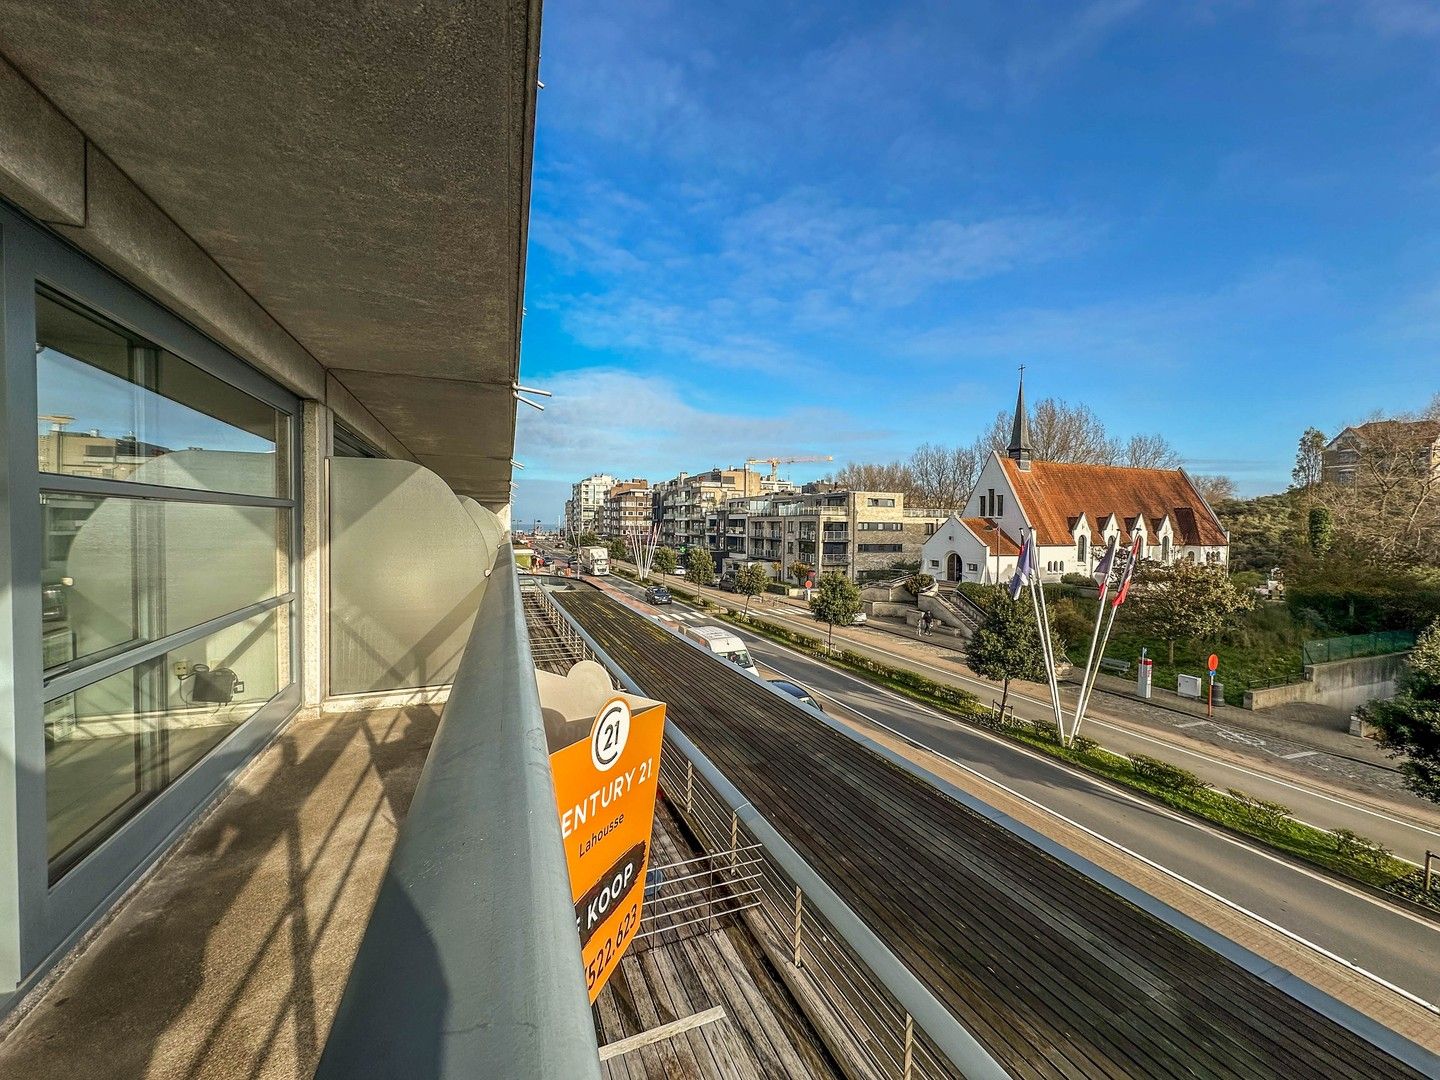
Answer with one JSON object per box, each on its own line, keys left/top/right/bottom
{"left": 316, "top": 551, "right": 601, "bottom": 1080}
{"left": 1302, "top": 631, "right": 1416, "bottom": 666}
{"left": 551, "top": 595, "right": 1008, "bottom": 1080}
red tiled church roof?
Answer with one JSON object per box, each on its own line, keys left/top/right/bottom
{"left": 999, "top": 458, "right": 1227, "bottom": 548}
{"left": 959, "top": 517, "right": 1021, "bottom": 556}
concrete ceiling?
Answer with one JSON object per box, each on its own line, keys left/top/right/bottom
{"left": 0, "top": 1, "right": 540, "bottom": 507}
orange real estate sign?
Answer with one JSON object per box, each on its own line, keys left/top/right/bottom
{"left": 549, "top": 693, "right": 666, "bottom": 1001}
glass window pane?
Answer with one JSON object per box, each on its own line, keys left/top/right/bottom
{"left": 36, "top": 290, "right": 289, "bottom": 498}
{"left": 46, "top": 607, "right": 287, "bottom": 877}
{"left": 42, "top": 493, "right": 289, "bottom": 671}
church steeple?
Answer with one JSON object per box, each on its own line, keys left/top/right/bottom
{"left": 1007, "top": 366, "right": 1033, "bottom": 470}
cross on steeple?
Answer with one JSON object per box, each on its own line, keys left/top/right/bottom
{"left": 1007, "top": 366, "right": 1033, "bottom": 470}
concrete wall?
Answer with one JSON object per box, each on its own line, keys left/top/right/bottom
{"left": 1245, "top": 651, "right": 1410, "bottom": 712}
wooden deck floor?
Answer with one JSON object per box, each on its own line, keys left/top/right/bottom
{"left": 558, "top": 588, "right": 1427, "bottom": 1080}
{"left": 592, "top": 799, "right": 839, "bottom": 1080}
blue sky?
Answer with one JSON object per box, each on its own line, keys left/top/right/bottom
{"left": 513, "top": 0, "right": 1440, "bottom": 526}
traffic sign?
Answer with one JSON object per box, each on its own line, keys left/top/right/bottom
{"left": 1207, "top": 653, "right": 1219, "bottom": 672}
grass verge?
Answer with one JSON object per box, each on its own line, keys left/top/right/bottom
{"left": 684, "top": 601, "right": 1438, "bottom": 910}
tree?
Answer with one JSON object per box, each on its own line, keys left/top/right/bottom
{"left": 1128, "top": 559, "right": 1254, "bottom": 664}
{"left": 1307, "top": 506, "right": 1333, "bottom": 557}
{"left": 607, "top": 537, "right": 627, "bottom": 561}
{"left": 735, "top": 563, "right": 769, "bottom": 615}
{"left": 1363, "top": 622, "right": 1440, "bottom": 803}
{"left": 908, "top": 442, "right": 982, "bottom": 508}
{"left": 826, "top": 460, "right": 917, "bottom": 496}
{"left": 1291, "top": 427, "right": 1326, "bottom": 492}
{"left": 577, "top": 530, "right": 601, "bottom": 549}
{"left": 685, "top": 548, "right": 715, "bottom": 588}
{"left": 789, "top": 560, "right": 813, "bottom": 585}
{"left": 808, "top": 571, "right": 862, "bottom": 650}
{"left": 1116, "top": 432, "right": 1183, "bottom": 470}
{"left": 980, "top": 398, "right": 1180, "bottom": 468}
{"left": 1192, "top": 474, "right": 1237, "bottom": 504}
{"left": 653, "top": 546, "right": 678, "bottom": 575}
{"left": 966, "top": 593, "right": 1048, "bottom": 717}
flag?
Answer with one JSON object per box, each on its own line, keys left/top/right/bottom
{"left": 1092, "top": 536, "right": 1118, "bottom": 601}
{"left": 1112, "top": 538, "right": 1144, "bottom": 607}
{"left": 1009, "top": 532, "right": 1034, "bottom": 600}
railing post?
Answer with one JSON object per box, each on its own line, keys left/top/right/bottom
{"left": 903, "top": 1012, "right": 914, "bottom": 1080}
{"left": 730, "top": 810, "right": 739, "bottom": 874}
{"left": 1427, "top": 850, "right": 1435, "bottom": 894}
{"left": 685, "top": 760, "right": 694, "bottom": 814}
{"left": 793, "top": 886, "right": 804, "bottom": 968}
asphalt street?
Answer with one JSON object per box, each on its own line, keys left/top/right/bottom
{"left": 598, "top": 571, "right": 1440, "bottom": 1010}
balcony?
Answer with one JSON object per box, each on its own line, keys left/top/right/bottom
{"left": 822, "top": 552, "right": 848, "bottom": 564}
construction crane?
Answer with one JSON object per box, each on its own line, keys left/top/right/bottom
{"left": 744, "top": 454, "right": 833, "bottom": 486}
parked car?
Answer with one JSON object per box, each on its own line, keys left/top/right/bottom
{"left": 850, "top": 611, "right": 867, "bottom": 625}
{"left": 718, "top": 572, "right": 739, "bottom": 592}
{"left": 767, "top": 678, "right": 823, "bottom": 712}
{"left": 645, "top": 585, "right": 672, "bottom": 605}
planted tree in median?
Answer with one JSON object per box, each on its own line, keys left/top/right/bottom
{"left": 1363, "top": 621, "right": 1440, "bottom": 803}
{"left": 1128, "top": 558, "right": 1253, "bottom": 664}
{"left": 965, "top": 593, "right": 1048, "bottom": 718}
{"left": 607, "top": 536, "right": 628, "bottom": 562}
{"left": 735, "top": 563, "right": 769, "bottom": 615}
{"left": 685, "top": 548, "right": 716, "bottom": 588}
{"left": 808, "top": 571, "right": 862, "bottom": 650}
{"left": 653, "top": 546, "right": 678, "bottom": 575}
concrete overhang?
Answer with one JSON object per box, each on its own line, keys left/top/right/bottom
{"left": 0, "top": 1, "right": 541, "bottom": 508}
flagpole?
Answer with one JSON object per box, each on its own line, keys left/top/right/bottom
{"left": 1072, "top": 598, "right": 1121, "bottom": 744}
{"left": 1069, "top": 539, "right": 1115, "bottom": 745}
{"left": 1030, "top": 573, "right": 1066, "bottom": 740}
{"left": 1021, "top": 528, "right": 1065, "bottom": 739}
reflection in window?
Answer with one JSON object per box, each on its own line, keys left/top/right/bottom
{"left": 46, "top": 609, "right": 285, "bottom": 878}
{"left": 35, "top": 290, "right": 287, "bottom": 497}
{"left": 41, "top": 493, "right": 288, "bottom": 671}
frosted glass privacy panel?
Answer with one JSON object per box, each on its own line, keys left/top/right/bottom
{"left": 330, "top": 459, "right": 489, "bottom": 695}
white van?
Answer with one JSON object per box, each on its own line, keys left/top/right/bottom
{"left": 682, "top": 625, "right": 755, "bottom": 672}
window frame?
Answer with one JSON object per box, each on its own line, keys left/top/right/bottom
{"left": 1, "top": 202, "right": 303, "bottom": 981}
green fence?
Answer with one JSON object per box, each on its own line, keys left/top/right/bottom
{"left": 1302, "top": 630, "right": 1416, "bottom": 667}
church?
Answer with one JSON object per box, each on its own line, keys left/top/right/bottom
{"left": 921, "top": 381, "right": 1230, "bottom": 585}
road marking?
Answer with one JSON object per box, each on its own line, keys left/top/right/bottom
{"left": 1284, "top": 750, "right": 1320, "bottom": 761}
{"left": 734, "top": 604, "right": 1440, "bottom": 845}
{"left": 729, "top": 623, "right": 1440, "bottom": 932}
{"left": 1177, "top": 720, "right": 1208, "bottom": 728}
{"left": 754, "top": 652, "right": 1440, "bottom": 1014}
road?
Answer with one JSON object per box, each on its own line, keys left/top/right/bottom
{"left": 622, "top": 569, "right": 1439, "bottom": 862}
{"left": 597, "top": 572, "right": 1440, "bottom": 1010}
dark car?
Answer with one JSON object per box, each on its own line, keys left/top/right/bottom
{"left": 717, "top": 572, "right": 739, "bottom": 592}
{"left": 645, "top": 585, "right": 672, "bottom": 605}
{"left": 767, "top": 678, "right": 823, "bottom": 712}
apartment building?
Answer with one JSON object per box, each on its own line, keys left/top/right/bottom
{"left": 650, "top": 467, "right": 765, "bottom": 555}
{"left": 567, "top": 472, "right": 617, "bottom": 536}
{"left": 1323, "top": 419, "right": 1440, "bottom": 486}
{"left": 736, "top": 488, "right": 947, "bottom": 582}
{"left": 598, "top": 478, "right": 650, "bottom": 537}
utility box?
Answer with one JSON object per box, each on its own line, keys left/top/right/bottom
{"left": 1137, "top": 658, "right": 1153, "bottom": 699}
{"left": 1177, "top": 674, "right": 1202, "bottom": 699}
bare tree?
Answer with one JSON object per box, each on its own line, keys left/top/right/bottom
{"left": 827, "top": 460, "right": 918, "bottom": 496}
{"left": 908, "top": 442, "right": 981, "bottom": 508}
{"left": 1326, "top": 415, "right": 1440, "bottom": 565}
{"left": 1191, "top": 474, "right": 1237, "bottom": 504}
{"left": 1116, "top": 432, "right": 1183, "bottom": 470}
{"left": 982, "top": 397, "right": 1179, "bottom": 468}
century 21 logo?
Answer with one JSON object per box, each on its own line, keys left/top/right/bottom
{"left": 591, "top": 697, "right": 631, "bottom": 772}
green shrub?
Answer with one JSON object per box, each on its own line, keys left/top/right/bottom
{"left": 1061, "top": 572, "right": 1093, "bottom": 587}
{"left": 1332, "top": 827, "right": 1392, "bottom": 868}
{"left": 1129, "top": 754, "right": 1206, "bottom": 794}
{"left": 1226, "top": 789, "right": 1293, "bottom": 829}
{"left": 904, "top": 573, "right": 935, "bottom": 597}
